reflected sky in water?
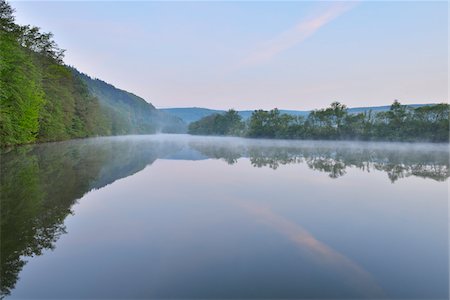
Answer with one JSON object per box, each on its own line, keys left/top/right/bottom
{"left": 1, "top": 135, "right": 448, "bottom": 299}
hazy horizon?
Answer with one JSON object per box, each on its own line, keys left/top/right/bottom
{"left": 158, "top": 102, "right": 437, "bottom": 111}
{"left": 10, "top": 1, "right": 448, "bottom": 110}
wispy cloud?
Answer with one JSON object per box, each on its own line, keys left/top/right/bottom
{"left": 237, "top": 2, "right": 358, "bottom": 68}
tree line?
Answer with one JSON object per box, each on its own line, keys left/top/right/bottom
{"left": 188, "top": 101, "right": 449, "bottom": 142}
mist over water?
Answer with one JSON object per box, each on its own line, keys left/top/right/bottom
{"left": 1, "top": 134, "right": 448, "bottom": 299}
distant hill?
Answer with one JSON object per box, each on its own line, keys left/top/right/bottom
{"left": 75, "top": 70, "right": 187, "bottom": 134}
{"left": 160, "top": 108, "right": 308, "bottom": 124}
{"left": 162, "top": 104, "right": 432, "bottom": 124}
{"left": 346, "top": 104, "right": 429, "bottom": 114}
{"left": 160, "top": 107, "right": 224, "bottom": 124}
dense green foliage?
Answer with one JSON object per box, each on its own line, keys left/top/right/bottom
{"left": 0, "top": 1, "right": 184, "bottom": 147}
{"left": 188, "top": 109, "right": 244, "bottom": 136}
{"left": 0, "top": 1, "right": 104, "bottom": 145}
{"left": 189, "top": 101, "right": 449, "bottom": 142}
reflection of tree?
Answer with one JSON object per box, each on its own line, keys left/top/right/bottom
{"left": 188, "top": 141, "right": 242, "bottom": 165}
{"left": 306, "top": 157, "right": 347, "bottom": 178}
{"left": 0, "top": 138, "right": 182, "bottom": 298}
{"left": 191, "top": 142, "right": 449, "bottom": 182}
{"left": 249, "top": 148, "right": 298, "bottom": 169}
{"left": 411, "top": 164, "right": 449, "bottom": 181}
{"left": 375, "top": 163, "right": 450, "bottom": 183}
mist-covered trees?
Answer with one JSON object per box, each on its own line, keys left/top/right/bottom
{"left": 188, "top": 101, "right": 449, "bottom": 142}
{"left": 75, "top": 70, "right": 186, "bottom": 135}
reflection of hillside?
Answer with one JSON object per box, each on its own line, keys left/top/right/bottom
{"left": 0, "top": 137, "right": 182, "bottom": 297}
{"left": 190, "top": 142, "right": 449, "bottom": 182}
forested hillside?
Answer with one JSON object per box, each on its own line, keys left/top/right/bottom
{"left": 0, "top": 1, "right": 184, "bottom": 147}
{"left": 74, "top": 70, "right": 186, "bottom": 135}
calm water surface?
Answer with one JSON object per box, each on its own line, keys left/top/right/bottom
{"left": 1, "top": 135, "right": 448, "bottom": 299}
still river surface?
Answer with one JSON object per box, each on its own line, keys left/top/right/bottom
{"left": 1, "top": 134, "right": 448, "bottom": 299}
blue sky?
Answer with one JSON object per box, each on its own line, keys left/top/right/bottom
{"left": 11, "top": 1, "right": 448, "bottom": 110}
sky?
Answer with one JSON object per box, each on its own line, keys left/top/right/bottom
{"left": 10, "top": 1, "right": 448, "bottom": 110}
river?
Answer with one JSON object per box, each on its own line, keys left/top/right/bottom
{"left": 1, "top": 134, "right": 448, "bottom": 299}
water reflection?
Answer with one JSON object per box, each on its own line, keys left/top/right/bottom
{"left": 187, "top": 139, "right": 449, "bottom": 182}
{"left": 0, "top": 135, "right": 448, "bottom": 298}
{"left": 0, "top": 137, "right": 183, "bottom": 297}
{"left": 233, "top": 199, "right": 384, "bottom": 297}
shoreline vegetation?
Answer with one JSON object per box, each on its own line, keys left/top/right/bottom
{"left": 188, "top": 102, "right": 449, "bottom": 143}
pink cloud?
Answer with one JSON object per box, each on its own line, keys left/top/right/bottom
{"left": 238, "top": 2, "right": 358, "bottom": 68}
